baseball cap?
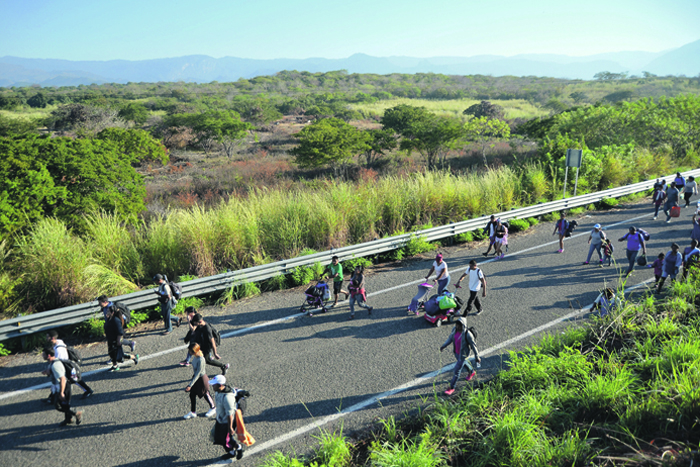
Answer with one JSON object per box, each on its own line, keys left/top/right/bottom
{"left": 153, "top": 274, "right": 163, "bottom": 282}
{"left": 210, "top": 375, "right": 226, "bottom": 386}
{"left": 594, "top": 224, "right": 601, "bottom": 229}
{"left": 435, "top": 253, "right": 443, "bottom": 260}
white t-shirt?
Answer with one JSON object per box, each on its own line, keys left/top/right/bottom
{"left": 433, "top": 261, "right": 449, "bottom": 279}
{"left": 53, "top": 339, "right": 69, "bottom": 360}
{"left": 468, "top": 268, "right": 485, "bottom": 291}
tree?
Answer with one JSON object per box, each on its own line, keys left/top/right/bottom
{"left": 27, "top": 92, "right": 48, "bottom": 109}
{"left": 462, "top": 100, "right": 505, "bottom": 120}
{"left": 361, "top": 128, "right": 397, "bottom": 167}
{"left": 193, "top": 110, "right": 252, "bottom": 157}
{"left": 602, "top": 90, "right": 635, "bottom": 103}
{"left": 569, "top": 92, "right": 589, "bottom": 104}
{"left": 381, "top": 104, "right": 431, "bottom": 137}
{"left": 290, "top": 118, "right": 369, "bottom": 175}
{"left": 117, "top": 102, "right": 149, "bottom": 125}
{"left": 96, "top": 128, "right": 169, "bottom": 166}
{"left": 464, "top": 117, "right": 511, "bottom": 166}
{"left": 0, "top": 114, "right": 39, "bottom": 137}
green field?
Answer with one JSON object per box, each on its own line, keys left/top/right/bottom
{"left": 350, "top": 98, "right": 550, "bottom": 120}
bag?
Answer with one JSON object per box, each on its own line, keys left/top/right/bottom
{"left": 564, "top": 220, "right": 578, "bottom": 238}
{"left": 163, "top": 275, "right": 182, "bottom": 301}
{"left": 56, "top": 343, "right": 82, "bottom": 365}
{"left": 467, "top": 326, "right": 477, "bottom": 341}
{"left": 59, "top": 359, "right": 82, "bottom": 383}
{"left": 210, "top": 324, "right": 222, "bottom": 347}
{"left": 113, "top": 301, "right": 131, "bottom": 325}
{"left": 637, "top": 229, "right": 651, "bottom": 241}
{"left": 438, "top": 295, "right": 457, "bottom": 310}
{"left": 670, "top": 206, "right": 681, "bottom": 218}
{"left": 637, "top": 254, "right": 647, "bottom": 266}
{"left": 318, "top": 283, "right": 331, "bottom": 301}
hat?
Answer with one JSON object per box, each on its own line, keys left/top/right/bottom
{"left": 435, "top": 253, "right": 443, "bottom": 260}
{"left": 210, "top": 375, "right": 226, "bottom": 386}
{"left": 153, "top": 274, "right": 163, "bottom": 282}
{"left": 594, "top": 224, "right": 601, "bottom": 229}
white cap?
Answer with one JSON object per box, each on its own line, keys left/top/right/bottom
{"left": 210, "top": 375, "right": 226, "bottom": 386}
{"left": 594, "top": 224, "right": 601, "bottom": 229}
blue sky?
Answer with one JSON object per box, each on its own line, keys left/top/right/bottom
{"left": 1, "top": 0, "right": 698, "bottom": 61}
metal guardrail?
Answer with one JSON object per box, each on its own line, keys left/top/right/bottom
{"left": 2, "top": 169, "right": 698, "bottom": 341}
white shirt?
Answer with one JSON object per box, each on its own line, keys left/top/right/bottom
{"left": 52, "top": 339, "right": 69, "bottom": 360}
{"left": 433, "top": 260, "right": 449, "bottom": 279}
{"left": 467, "top": 268, "right": 485, "bottom": 291}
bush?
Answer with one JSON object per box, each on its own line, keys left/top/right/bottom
{"left": 507, "top": 218, "right": 530, "bottom": 232}
{"left": 343, "top": 256, "right": 373, "bottom": 271}
{"left": 127, "top": 311, "right": 151, "bottom": 328}
{"left": 526, "top": 217, "right": 539, "bottom": 226}
{"left": 77, "top": 316, "right": 104, "bottom": 338}
{"left": 217, "top": 280, "right": 261, "bottom": 306}
{"left": 0, "top": 342, "right": 12, "bottom": 356}
{"left": 173, "top": 296, "right": 204, "bottom": 315}
{"left": 403, "top": 234, "right": 437, "bottom": 257}
{"left": 263, "top": 274, "right": 287, "bottom": 292}
{"left": 599, "top": 197, "right": 619, "bottom": 209}
{"left": 288, "top": 262, "right": 325, "bottom": 287}
{"left": 455, "top": 231, "right": 474, "bottom": 243}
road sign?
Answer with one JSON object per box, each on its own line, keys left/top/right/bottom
{"left": 566, "top": 149, "right": 583, "bottom": 168}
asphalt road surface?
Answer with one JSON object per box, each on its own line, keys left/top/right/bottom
{"left": 1, "top": 199, "right": 696, "bottom": 467}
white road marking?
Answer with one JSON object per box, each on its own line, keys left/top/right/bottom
{"left": 0, "top": 210, "right": 653, "bottom": 404}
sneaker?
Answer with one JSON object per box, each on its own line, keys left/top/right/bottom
{"left": 499, "top": 254, "right": 505, "bottom": 259}
{"left": 130, "top": 341, "right": 136, "bottom": 353}
{"left": 222, "top": 363, "right": 230, "bottom": 376}
{"left": 599, "top": 264, "right": 603, "bottom": 268}
{"left": 179, "top": 360, "right": 191, "bottom": 367}
{"left": 59, "top": 419, "right": 73, "bottom": 426}
{"left": 330, "top": 303, "right": 337, "bottom": 308}
{"left": 444, "top": 388, "right": 455, "bottom": 396}
{"left": 557, "top": 249, "right": 563, "bottom": 253}
{"left": 108, "top": 366, "right": 120, "bottom": 372}
{"left": 465, "top": 371, "right": 477, "bottom": 381}
{"left": 82, "top": 390, "right": 94, "bottom": 399}
{"left": 482, "top": 252, "right": 488, "bottom": 257}
{"left": 348, "top": 314, "right": 354, "bottom": 320}
{"left": 75, "top": 411, "right": 83, "bottom": 425}
{"left": 176, "top": 317, "right": 182, "bottom": 328}
{"left": 236, "top": 448, "right": 244, "bottom": 460}
{"left": 221, "top": 453, "right": 236, "bottom": 460}
{"left": 134, "top": 354, "right": 140, "bottom": 366}
{"left": 162, "top": 331, "right": 171, "bottom": 335}
{"left": 476, "top": 309, "right": 483, "bottom": 315}
{"left": 105, "top": 359, "right": 113, "bottom": 365}
{"left": 583, "top": 261, "right": 589, "bottom": 265}
{"left": 666, "top": 220, "right": 671, "bottom": 223}
{"left": 653, "top": 216, "right": 657, "bottom": 220}
{"left": 184, "top": 412, "right": 197, "bottom": 420}
{"left": 368, "top": 307, "right": 373, "bottom": 315}
{"left": 205, "top": 408, "right": 217, "bottom": 418}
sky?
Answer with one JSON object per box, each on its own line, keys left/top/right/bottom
{"left": 1, "top": 0, "right": 699, "bottom": 61}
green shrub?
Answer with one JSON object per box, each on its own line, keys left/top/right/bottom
{"left": 343, "top": 256, "right": 373, "bottom": 271}
{"left": 404, "top": 234, "right": 437, "bottom": 257}
{"left": 77, "top": 316, "right": 104, "bottom": 338}
{"left": 0, "top": 342, "right": 11, "bottom": 356}
{"left": 260, "top": 452, "right": 305, "bottom": 467}
{"left": 288, "top": 262, "right": 325, "bottom": 287}
{"left": 507, "top": 218, "right": 529, "bottom": 232}
{"left": 455, "top": 231, "right": 474, "bottom": 243}
{"left": 173, "top": 296, "right": 204, "bottom": 315}
{"left": 263, "top": 274, "right": 288, "bottom": 292}
{"left": 370, "top": 434, "right": 444, "bottom": 467}
{"left": 127, "top": 311, "right": 150, "bottom": 328}
{"left": 599, "top": 197, "right": 619, "bottom": 209}
{"left": 526, "top": 217, "right": 539, "bottom": 226}
{"left": 313, "top": 426, "right": 351, "bottom": 467}
{"left": 217, "top": 280, "right": 261, "bottom": 306}
{"left": 176, "top": 274, "right": 198, "bottom": 282}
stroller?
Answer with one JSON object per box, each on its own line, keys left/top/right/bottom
{"left": 301, "top": 280, "right": 331, "bottom": 316}
{"left": 408, "top": 282, "right": 434, "bottom": 314}
{"left": 422, "top": 291, "right": 463, "bottom": 327}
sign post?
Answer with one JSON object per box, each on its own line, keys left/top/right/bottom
{"left": 564, "top": 149, "right": 583, "bottom": 199}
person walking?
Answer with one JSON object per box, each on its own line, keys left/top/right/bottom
{"left": 674, "top": 172, "right": 686, "bottom": 192}
{"left": 456, "top": 260, "right": 486, "bottom": 315}
{"left": 191, "top": 313, "right": 229, "bottom": 375}
{"left": 104, "top": 306, "right": 140, "bottom": 371}
{"left": 652, "top": 184, "right": 666, "bottom": 220}
{"left": 691, "top": 213, "right": 700, "bottom": 243}
{"left": 656, "top": 243, "right": 682, "bottom": 294}
{"left": 154, "top": 274, "right": 179, "bottom": 334}
{"left": 682, "top": 239, "right": 700, "bottom": 280}
{"left": 482, "top": 215, "right": 499, "bottom": 257}
{"left": 180, "top": 306, "right": 198, "bottom": 366}
{"left": 326, "top": 256, "right": 348, "bottom": 308}
{"left": 649, "top": 253, "right": 665, "bottom": 285}
{"left": 183, "top": 343, "right": 217, "bottom": 420}
{"left": 493, "top": 219, "right": 508, "bottom": 259}
{"left": 618, "top": 226, "right": 647, "bottom": 278}
{"left": 211, "top": 375, "right": 244, "bottom": 461}
{"left": 439, "top": 317, "right": 480, "bottom": 396}
{"left": 425, "top": 253, "right": 450, "bottom": 295}
{"left": 552, "top": 212, "right": 568, "bottom": 253}
{"left": 684, "top": 176, "right": 697, "bottom": 208}
{"left": 664, "top": 182, "right": 680, "bottom": 224}
{"left": 42, "top": 348, "right": 83, "bottom": 426}
{"left": 44, "top": 331, "right": 94, "bottom": 398}
{"left": 583, "top": 224, "right": 606, "bottom": 265}
{"left": 602, "top": 237, "right": 615, "bottom": 267}
{"left": 98, "top": 296, "right": 137, "bottom": 354}
{"left": 347, "top": 265, "right": 373, "bottom": 320}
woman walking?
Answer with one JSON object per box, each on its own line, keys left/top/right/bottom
{"left": 692, "top": 213, "right": 700, "bottom": 243}
{"left": 347, "top": 265, "right": 373, "bottom": 320}
{"left": 552, "top": 212, "right": 568, "bottom": 253}
{"left": 664, "top": 182, "right": 680, "bottom": 223}
{"left": 583, "top": 224, "right": 606, "bottom": 265}
{"left": 656, "top": 243, "right": 682, "bottom": 294}
{"left": 439, "top": 317, "right": 480, "bottom": 396}
{"left": 425, "top": 253, "right": 450, "bottom": 295}
{"left": 684, "top": 176, "right": 697, "bottom": 208}
{"left": 652, "top": 184, "right": 666, "bottom": 220}
{"left": 618, "top": 226, "right": 647, "bottom": 278}
{"left": 183, "top": 343, "right": 216, "bottom": 420}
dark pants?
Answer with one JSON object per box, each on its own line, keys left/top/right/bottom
{"left": 204, "top": 350, "right": 226, "bottom": 371}
{"left": 685, "top": 192, "right": 693, "bottom": 206}
{"left": 450, "top": 357, "right": 475, "bottom": 389}
{"left": 465, "top": 290, "right": 482, "bottom": 313}
{"left": 161, "top": 299, "right": 177, "bottom": 332}
{"left": 54, "top": 383, "right": 78, "bottom": 422}
{"left": 77, "top": 380, "right": 92, "bottom": 393}
{"left": 625, "top": 250, "right": 639, "bottom": 276}
{"left": 654, "top": 203, "right": 662, "bottom": 217}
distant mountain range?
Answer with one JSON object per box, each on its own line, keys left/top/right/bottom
{"left": 1, "top": 39, "right": 699, "bottom": 87}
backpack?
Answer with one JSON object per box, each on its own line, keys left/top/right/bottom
{"left": 56, "top": 343, "right": 82, "bottom": 365}
{"left": 210, "top": 324, "right": 222, "bottom": 347}
{"left": 163, "top": 275, "right": 183, "bottom": 301}
{"left": 58, "top": 359, "right": 82, "bottom": 383}
{"left": 467, "top": 326, "right": 477, "bottom": 341}
{"left": 113, "top": 301, "right": 131, "bottom": 325}
{"left": 637, "top": 228, "right": 651, "bottom": 241}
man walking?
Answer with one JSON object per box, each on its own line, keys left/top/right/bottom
{"left": 482, "top": 215, "right": 499, "bottom": 257}
{"left": 153, "top": 274, "right": 179, "bottom": 334}
{"left": 98, "top": 295, "right": 136, "bottom": 353}
{"left": 456, "top": 260, "right": 487, "bottom": 315}
{"left": 104, "top": 306, "right": 140, "bottom": 372}
{"left": 326, "top": 256, "right": 348, "bottom": 308}
{"left": 664, "top": 182, "right": 680, "bottom": 223}
{"left": 44, "top": 331, "right": 94, "bottom": 398}
{"left": 42, "top": 348, "right": 83, "bottom": 426}
{"left": 191, "top": 313, "right": 230, "bottom": 375}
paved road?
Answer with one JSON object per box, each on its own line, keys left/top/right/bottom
{"left": 0, "top": 200, "right": 695, "bottom": 466}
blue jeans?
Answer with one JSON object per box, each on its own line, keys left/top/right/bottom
{"left": 450, "top": 357, "right": 475, "bottom": 389}
{"left": 349, "top": 293, "right": 371, "bottom": 316}
{"left": 437, "top": 276, "right": 451, "bottom": 295}
{"left": 161, "top": 299, "right": 177, "bottom": 332}
{"left": 586, "top": 243, "right": 603, "bottom": 263}
{"left": 626, "top": 250, "right": 639, "bottom": 276}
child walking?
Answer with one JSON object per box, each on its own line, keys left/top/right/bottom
{"left": 649, "top": 253, "right": 665, "bottom": 285}
{"left": 439, "top": 317, "right": 480, "bottom": 396}
{"left": 602, "top": 238, "right": 614, "bottom": 267}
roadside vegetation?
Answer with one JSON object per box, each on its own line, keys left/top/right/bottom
{"left": 261, "top": 276, "right": 700, "bottom": 467}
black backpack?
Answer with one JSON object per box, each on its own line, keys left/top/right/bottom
{"left": 59, "top": 359, "right": 82, "bottom": 383}
{"left": 56, "top": 343, "right": 82, "bottom": 365}
{"left": 210, "top": 324, "right": 222, "bottom": 347}
{"left": 468, "top": 326, "right": 477, "bottom": 341}
{"left": 113, "top": 301, "right": 131, "bottom": 325}
{"left": 165, "top": 275, "right": 183, "bottom": 301}
{"left": 638, "top": 228, "right": 651, "bottom": 241}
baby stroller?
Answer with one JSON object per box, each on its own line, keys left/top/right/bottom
{"left": 301, "top": 280, "right": 331, "bottom": 316}
{"left": 407, "top": 282, "right": 433, "bottom": 314}
{"left": 422, "top": 291, "right": 463, "bottom": 327}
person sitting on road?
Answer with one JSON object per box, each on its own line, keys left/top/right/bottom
{"left": 191, "top": 313, "right": 229, "bottom": 375}
{"left": 593, "top": 288, "right": 620, "bottom": 318}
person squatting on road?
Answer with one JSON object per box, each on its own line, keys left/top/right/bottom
{"left": 43, "top": 330, "right": 93, "bottom": 399}
{"left": 154, "top": 274, "right": 179, "bottom": 334}
{"left": 684, "top": 176, "right": 697, "bottom": 208}
{"left": 326, "top": 256, "right": 349, "bottom": 308}
{"left": 656, "top": 243, "right": 682, "bottom": 294}
{"left": 456, "top": 260, "right": 486, "bottom": 315}
{"left": 652, "top": 183, "right": 667, "bottom": 219}
{"left": 664, "top": 182, "right": 680, "bottom": 223}
{"left": 584, "top": 224, "right": 606, "bottom": 265}
{"left": 104, "top": 306, "right": 140, "bottom": 371}
{"left": 191, "top": 313, "right": 230, "bottom": 375}
{"left": 553, "top": 212, "right": 568, "bottom": 253}
{"left": 42, "top": 348, "right": 83, "bottom": 426}
{"left": 347, "top": 265, "right": 373, "bottom": 320}
{"left": 482, "top": 215, "right": 499, "bottom": 257}
{"left": 211, "top": 375, "right": 244, "bottom": 461}
{"left": 180, "top": 306, "right": 198, "bottom": 366}
{"left": 440, "top": 317, "right": 480, "bottom": 396}
{"left": 619, "top": 226, "right": 647, "bottom": 278}
{"left": 593, "top": 287, "right": 620, "bottom": 318}
{"left": 183, "top": 343, "right": 217, "bottom": 420}
{"left": 98, "top": 295, "right": 137, "bottom": 354}
{"left": 425, "top": 253, "right": 450, "bottom": 295}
